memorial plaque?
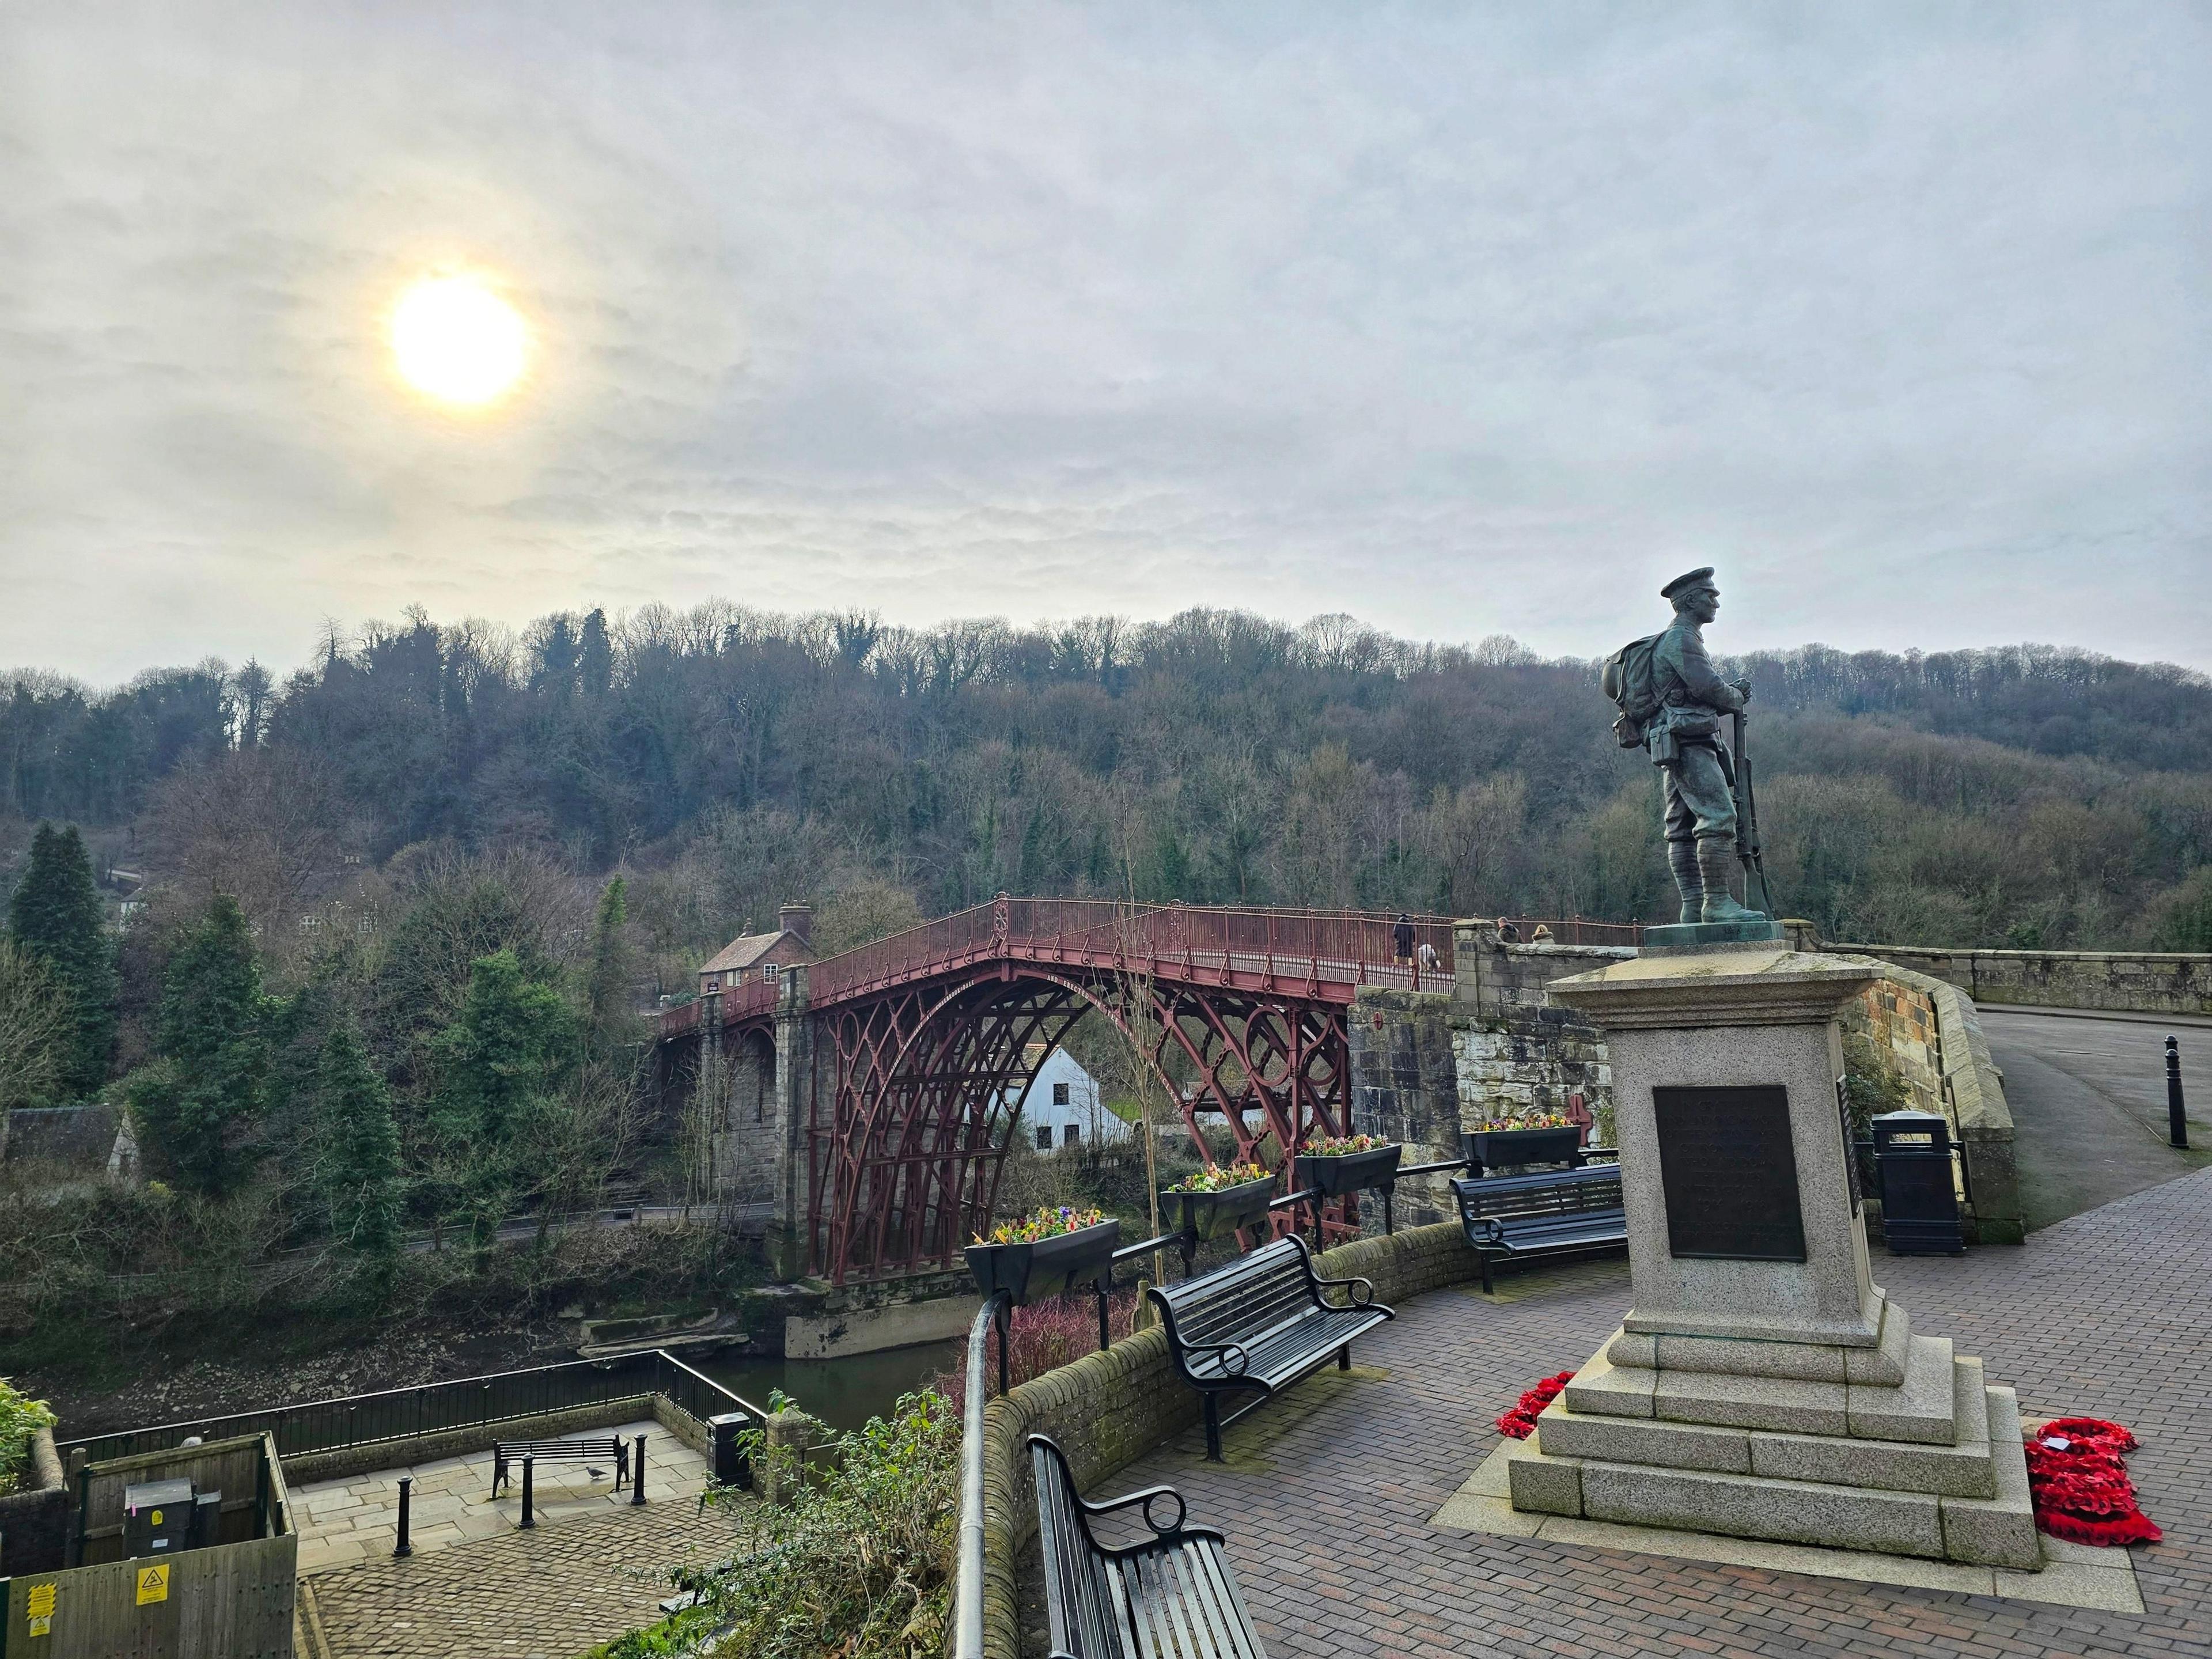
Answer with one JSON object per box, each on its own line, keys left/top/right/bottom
{"left": 1652, "top": 1085, "right": 1807, "bottom": 1262}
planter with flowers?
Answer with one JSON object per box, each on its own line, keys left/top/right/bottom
{"left": 1160, "top": 1163, "right": 1277, "bottom": 1242}
{"left": 1293, "top": 1132, "right": 1403, "bottom": 1196}
{"left": 1462, "top": 1114, "right": 1584, "bottom": 1175}
{"left": 965, "top": 1206, "right": 1121, "bottom": 1305}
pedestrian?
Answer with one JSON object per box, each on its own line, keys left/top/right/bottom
{"left": 1391, "top": 911, "right": 1415, "bottom": 964}
{"left": 1498, "top": 919, "right": 1521, "bottom": 943}
{"left": 1531, "top": 923, "right": 1554, "bottom": 942}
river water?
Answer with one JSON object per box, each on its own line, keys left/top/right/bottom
{"left": 696, "top": 1336, "right": 963, "bottom": 1430}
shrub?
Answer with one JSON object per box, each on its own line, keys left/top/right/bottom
{"left": 0, "top": 1376, "right": 58, "bottom": 1495}
{"left": 630, "top": 1391, "right": 960, "bottom": 1659}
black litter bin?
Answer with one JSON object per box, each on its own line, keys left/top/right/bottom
{"left": 709, "top": 1411, "right": 753, "bottom": 1489}
{"left": 1870, "top": 1109, "right": 1964, "bottom": 1256}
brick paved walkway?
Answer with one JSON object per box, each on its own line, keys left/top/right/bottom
{"left": 1080, "top": 1168, "right": 2212, "bottom": 1659}
{"left": 300, "top": 1487, "right": 743, "bottom": 1659}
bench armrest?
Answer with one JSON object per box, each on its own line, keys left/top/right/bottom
{"left": 1312, "top": 1272, "right": 1378, "bottom": 1310}
{"left": 1468, "top": 1218, "right": 1506, "bottom": 1247}
{"left": 1078, "top": 1482, "right": 1188, "bottom": 1537}
{"left": 1177, "top": 1340, "right": 1252, "bottom": 1378}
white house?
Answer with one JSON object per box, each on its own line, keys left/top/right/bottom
{"left": 1008, "top": 1048, "right": 1130, "bottom": 1152}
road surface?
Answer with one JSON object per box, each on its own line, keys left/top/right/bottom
{"left": 1978, "top": 1006, "right": 2212, "bottom": 1230}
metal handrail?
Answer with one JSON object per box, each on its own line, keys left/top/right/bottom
{"left": 56, "top": 1349, "right": 771, "bottom": 1465}
{"left": 953, "top": 1289, "right": 1012, "bottom": 1659}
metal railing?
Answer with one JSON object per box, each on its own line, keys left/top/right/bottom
{"left": 58, "top": 1349, "right": 768, "bottom": 1466}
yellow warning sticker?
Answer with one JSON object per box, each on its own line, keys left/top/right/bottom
{"left": 27, "top": 1578, "right": 57, "bottom": 1637}
{"left": 150, "top": 1509, "right": 164, "bottom": 1526}
{"left": 135, "top": 1564, "right": 169, "bottom": 1605}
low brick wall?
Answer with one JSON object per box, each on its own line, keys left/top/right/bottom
{"left": 978, "top": 1221, "right": 1480, "bottom": 1658}
{"left": 1839, "top": 943, "right": 2212, "bottom": 1017}
{"left": 0, "top": 1427, "right": 69, "bottom": 1574}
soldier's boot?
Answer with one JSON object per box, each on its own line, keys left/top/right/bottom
{"left": 1667, "top": 839, "right": 1703, "bottom": 925}
{"left": 1696, "top": 835, "right": 1763, "bottom": 923}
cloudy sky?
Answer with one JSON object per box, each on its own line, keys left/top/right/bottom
{"left": 4, "top": 2, "right": 2207, "bottom": 685}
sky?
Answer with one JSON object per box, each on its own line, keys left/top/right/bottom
{"left": 3, "top": 2, "right": 2208, "bottom": 687}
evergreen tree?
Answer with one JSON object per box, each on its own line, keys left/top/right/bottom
{"left": 127, "top": 893, "right": 275, "bottom": 1194}
{"left": 579, "top": 608, "right": 614, "bottom": 698}
{"left": 7, "top": 823, "right": 116, "bottom": 1095}
{"left": 317, "top": 1018, "right": 403, "bottom": 1303}
{"left": 431, "top": 948, "right": 578, "bottom": 1246}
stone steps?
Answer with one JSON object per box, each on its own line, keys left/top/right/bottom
{"left": 1513, "top": 1381, "right": 2039, "bottom": 1567}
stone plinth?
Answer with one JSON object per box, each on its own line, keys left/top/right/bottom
{"left": 1509, "top": 945, "right": 2041, "bottom": 1570}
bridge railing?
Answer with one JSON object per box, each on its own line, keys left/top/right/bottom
{"left": 807, "top": 897, "right": 1459, "bottom": 1004}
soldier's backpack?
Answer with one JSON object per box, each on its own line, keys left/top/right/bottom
{"left": 1601, "top": 634, "right": 1664, "bottom": 748}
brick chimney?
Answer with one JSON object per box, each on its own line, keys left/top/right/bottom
{"left": 778, "top": 902, "right": 814, "bottom": 946}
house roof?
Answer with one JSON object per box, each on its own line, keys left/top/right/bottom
{"left": 699, "top": 929, "right": 809, "bottom": 975}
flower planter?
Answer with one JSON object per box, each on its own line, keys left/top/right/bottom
{"left": 1161, "top": 1177, "right": 1277, "bottom": 1243}
{"left": 1463, "top": 1126, "right": 1584, "bottom": 1173}
{"left": 964, "top": 1217, "right": 1121, "bottom": 1305}
{"left": 1294, "top": 1143, "right": 1403, "bottom": 1196}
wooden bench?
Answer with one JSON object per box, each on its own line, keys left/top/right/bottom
{"left": 1147, "top": 1235, "right": 1393, "bottom": 1462}
{"left": 1031, "top": 1432, "right": 1268, "bottom": 1658}
{"left": 1453, "top": 1164, "right": 1627, "bottom": 1293}
{"left": 490, "top": 1436, "right": 632, "bottom": 1499}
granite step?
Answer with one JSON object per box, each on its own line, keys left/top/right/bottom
{"left": 1539, "top": 1354, "right": 1997, "bottom": 1498}
{"left": 1510, "top": 1383, "right": 2040, "bottom": 1567}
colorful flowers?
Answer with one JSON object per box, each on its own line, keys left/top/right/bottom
{"left": 1165, "top": 1162, "right": 1271, "bottom": 1194}
{"left": 1475, "top": 1113, "right": 1574, "bottom": 1131}
{"left": 1302, "top": 1133, "right": 1395, "bottom": 1157}
{"left": 976, "top": 1205, "right": 1106, "bottom": 1246}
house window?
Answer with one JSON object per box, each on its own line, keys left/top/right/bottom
{"left": 1052, "top": 1082, "right": 1070, "bottom": 1106}
{"left": 1036, "top": 1126, "right": 1054, "bottom": 1150}
{"left": 764, "top": 962, "right": 781, "bottom": 980}
{"left": 1063, "top": 1123, "right": 1081, "bottom": 1147}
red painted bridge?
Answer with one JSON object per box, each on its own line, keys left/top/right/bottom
{"left": 658, "top": 897, "right": 1471, "bottom": 1284}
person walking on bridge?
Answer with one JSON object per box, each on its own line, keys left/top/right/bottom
{"left": 1392, "top": 912, "right": 1415, "bottom": 965}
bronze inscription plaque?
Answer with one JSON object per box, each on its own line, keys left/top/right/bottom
{"left": 1652, "top": 1085, "right": 1807, "bottom": 1262}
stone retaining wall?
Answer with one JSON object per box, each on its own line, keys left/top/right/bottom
{"left": 978, "top": 1221, "right": 1480, "bottom": 1658}
{"left": 0, "top": 1426, "right": 69, "bottom": 1574}
{"left": 1839, "top": 943, "right": 2212, "bottom": 1017}
{"left": 1839, "top": 959, "right": 2022, "bottom": 1246}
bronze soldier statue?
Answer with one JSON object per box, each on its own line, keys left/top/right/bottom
{"left": 1647, "top": 567, "right": 1764, "bottom": 926}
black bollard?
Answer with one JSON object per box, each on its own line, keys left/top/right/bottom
{"left": 631, "top": 1434, "right": 647, "bottom": 1506}
{"left": 393, "top": 1476, "right": 412, "bottom": 1558}
{"left": 2169, "top": 1036, "right": 2189, "bottom": 1150}
{"left": 520, "top": 1456, "right": 535, "bottom": 1528}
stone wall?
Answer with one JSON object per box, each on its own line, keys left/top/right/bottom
{"left": 976, "top": 1221, "right": 1483, "bottom": 1659}
{"left": 1835, "top": 957, "right": 2022, "bottom": 1247}
{"left": 1837, "top": 942, "right": 2212, "bottom": 1017}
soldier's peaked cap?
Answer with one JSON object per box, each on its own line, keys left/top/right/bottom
{"left": 1660, "top": 566, "right": 1717, "bottom": 600}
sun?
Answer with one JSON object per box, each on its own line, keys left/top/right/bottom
{"left": 389, "top": 274, "right": 528, "bottom": 406}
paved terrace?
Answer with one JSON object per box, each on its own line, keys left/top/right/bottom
{"left": 1063, "top": 1168, "right": 2212, "bottom": 1659}
{"left": 293, "top": 1419, "right": 732, "bottom": 1659}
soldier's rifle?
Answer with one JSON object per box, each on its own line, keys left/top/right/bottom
{"left": 1732, "top": 705, "right": 1777, "bottom": 918}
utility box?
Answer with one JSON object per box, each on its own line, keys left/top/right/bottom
{"left": 1871, "top": 1109, "right": 1965, "bottom": 1256}
{"left": 122, "top": 1478, "right": 197, "bottom": 1559}
{"left": 708, "top": 1412, "right": 752, "bottom": 1489}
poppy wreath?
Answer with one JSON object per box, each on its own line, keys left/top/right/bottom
{"left": 1497, "top": 1372, "right": 1576, "bottom": 1440}
{"left": 2026, "top": 1416, "right": 2161, "bottom": 1546}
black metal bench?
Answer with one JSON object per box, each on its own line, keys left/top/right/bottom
{"left": 1453, "top": 1164, "right": 1627, "bottom": 1293}
{"left": 1147, "top": 1235, "right": 1393, "bottom": 1461}
{"left": 490, "top": 1436, "right": 632, "bottom": 1498}
{"left": 1031, "top": 1433, "right": 1267, "bottom": 1658}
